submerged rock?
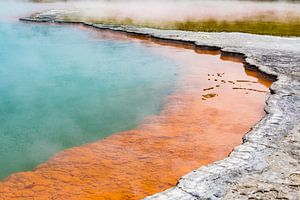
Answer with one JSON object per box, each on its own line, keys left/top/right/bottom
{"left": 202, "top": 93, "right": 218, "bottom": 99}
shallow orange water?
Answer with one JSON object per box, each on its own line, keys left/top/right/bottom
{"left": 0, "top": 28, "right": 272, "bottom": 200}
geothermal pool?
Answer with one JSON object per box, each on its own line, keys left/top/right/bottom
{"left": 0, "top": 1, "right": 272, "bottom": 200}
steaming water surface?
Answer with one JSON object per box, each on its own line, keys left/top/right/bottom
{"left": 0, "top": 2, "right": 178, "bottom": 179}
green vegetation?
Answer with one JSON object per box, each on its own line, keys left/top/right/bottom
{"left": 171, "top": 19, "right": 300, "bottom": 37}
{"left": 62, "top": 14, "right": 300, "bottom": 37}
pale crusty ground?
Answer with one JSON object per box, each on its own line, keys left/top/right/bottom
{"left": 225, "top": 124, "right": 300, "bottom": 200}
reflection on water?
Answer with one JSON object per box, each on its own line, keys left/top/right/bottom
{"left": 221, "top": 55, "right": 273, "bottom": 88}
{"left": 245, "top": 69, "right": 273, "bottom": 88}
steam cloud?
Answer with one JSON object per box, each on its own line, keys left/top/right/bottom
{"left": 55, "top": 0, "right": 300, "bottom": 23}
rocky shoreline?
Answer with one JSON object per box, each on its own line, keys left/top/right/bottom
{"left": 20, "top": 11, "right": 300, "bottom": 200}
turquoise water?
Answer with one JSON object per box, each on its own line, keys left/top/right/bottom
{"left": 0, "top": 3, "right": 178, "bottom": 179}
